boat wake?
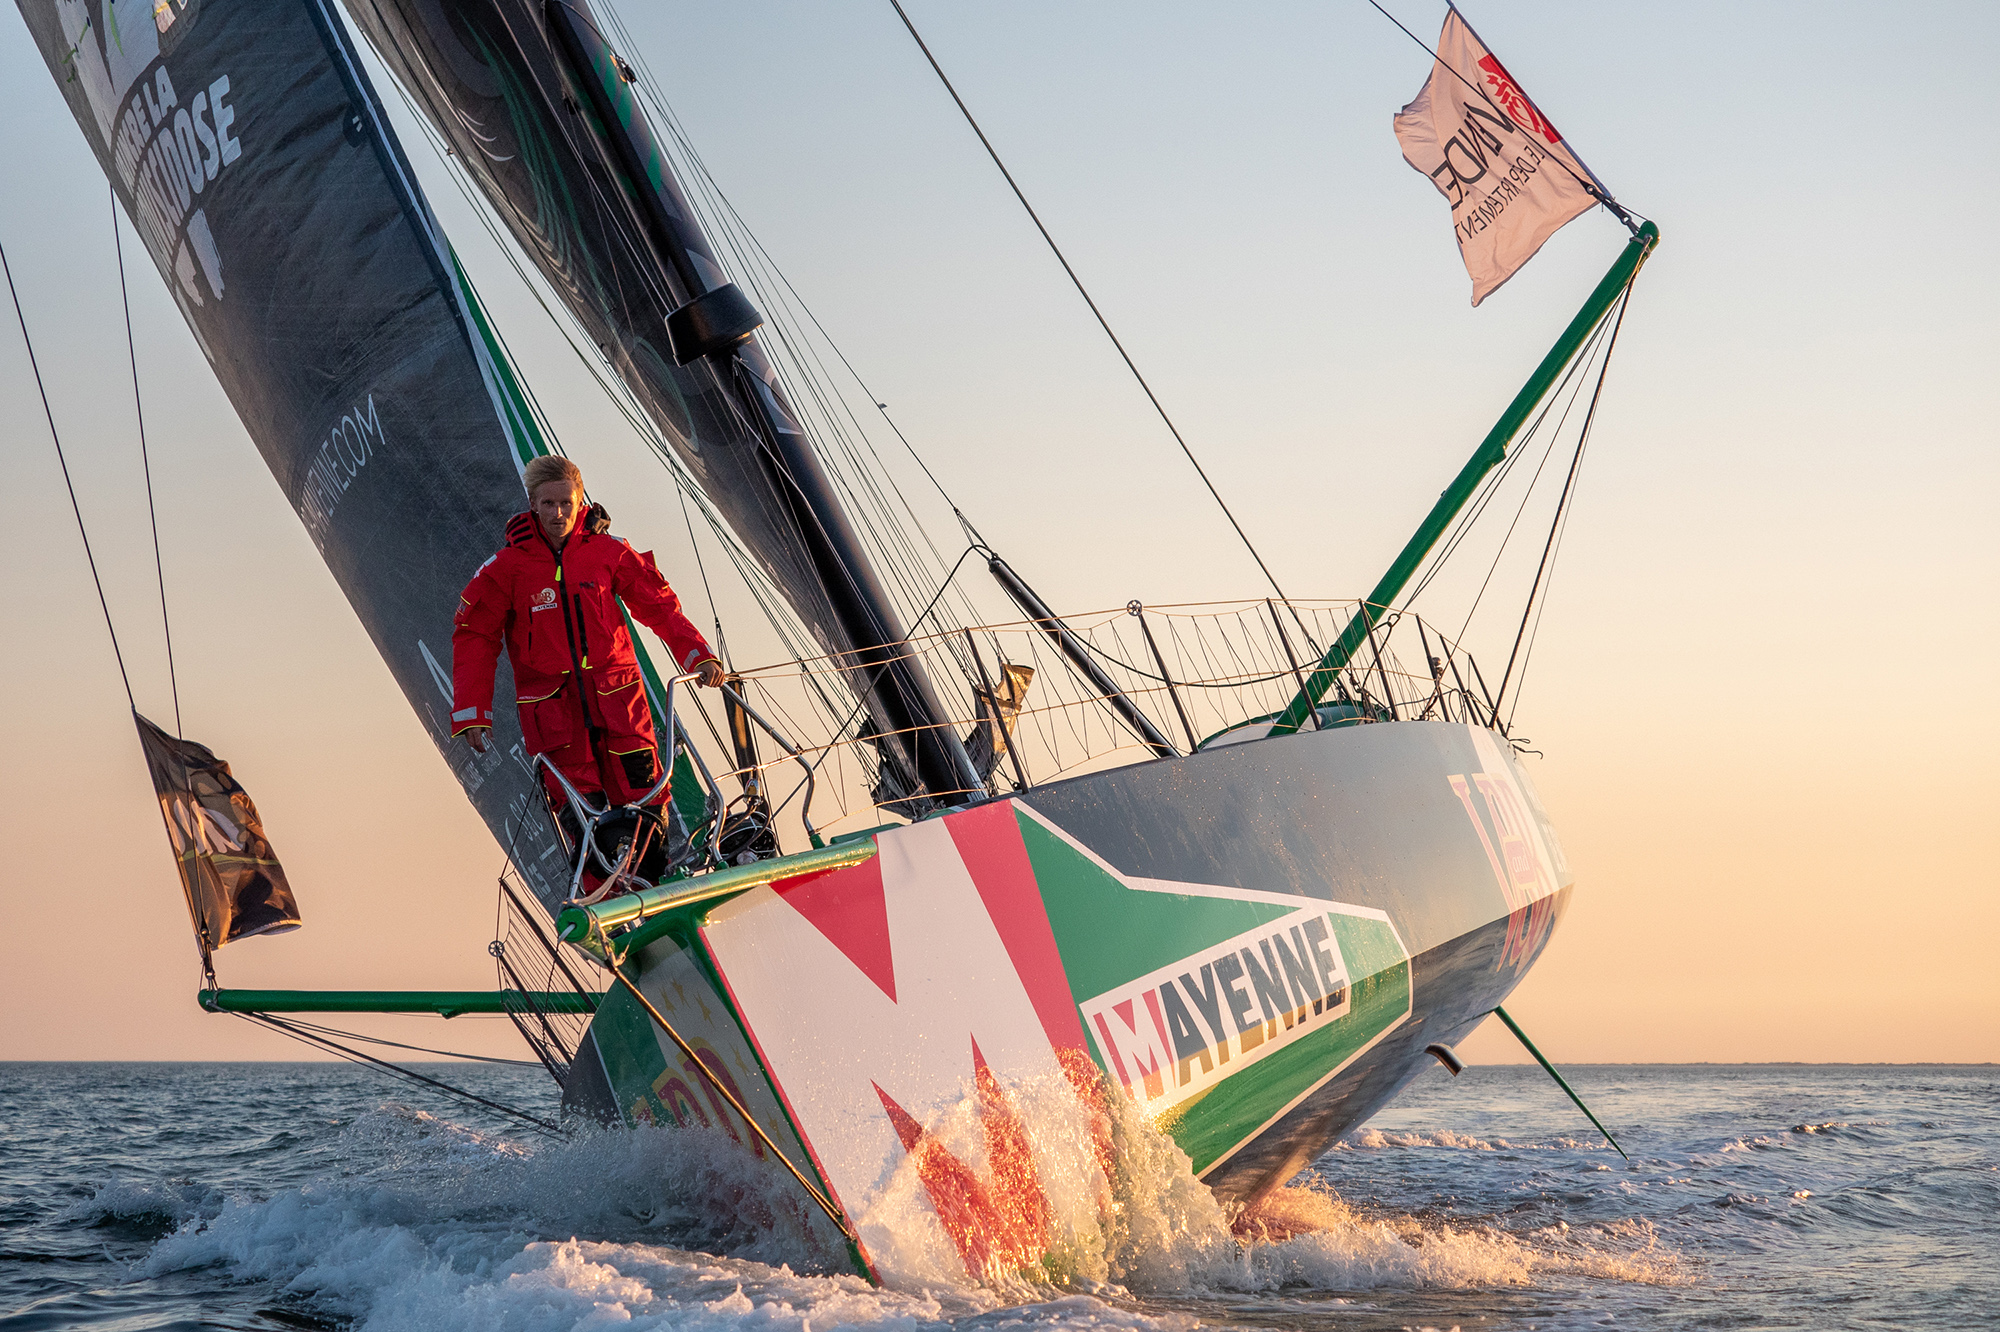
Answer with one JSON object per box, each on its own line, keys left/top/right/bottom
{"left": 83, "top": 1076, "right": 1679, "bottom": 1332}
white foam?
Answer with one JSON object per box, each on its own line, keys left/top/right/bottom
{"left": 874, "top": 1077, "right": 1692, "bottom": 1297}
{"left": 1338, "top": 1127, "right": 1508, "bottom": 1151}
{"left": 130, "top": 1083, "right": 1681, "bottom": 1330}
{"left": 62, "top": 1176, "right": 222, "bottom": 1226}
{"left": 128, "top": 1103, "right": 1208, "bottom": 1331}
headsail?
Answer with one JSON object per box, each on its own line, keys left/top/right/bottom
{"left": 16, "top": 0, "right": 577, "bottom": 904}
{"left": 340, "top": 0, "right": 982, "bottom": 805}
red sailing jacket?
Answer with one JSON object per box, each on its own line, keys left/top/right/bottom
{"left": 450, "top": 512, "right": 718, "bottom": 783}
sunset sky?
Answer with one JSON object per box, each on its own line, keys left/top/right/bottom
{"left": 2, "top": 0, "right": 1993, "bottom": 1071}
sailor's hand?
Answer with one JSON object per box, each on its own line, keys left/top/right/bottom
{"left": 696, "top": 660, "right": 726, "bottom": 688}
{"left": 462, "top": 726, "right": 492, "bottom": 754}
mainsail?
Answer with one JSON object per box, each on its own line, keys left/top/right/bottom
{"left": 17, "top": 0, "right": 577, "bottom": 904}
{"left": 339, "top": 0, "right": 981, "bottom": 804}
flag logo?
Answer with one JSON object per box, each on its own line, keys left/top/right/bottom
{"left": 1476, "top": 54, "right": 1561, "bottom": 145}
{"left": 1393, "top": 11, "right": 1601, "bottom": 304}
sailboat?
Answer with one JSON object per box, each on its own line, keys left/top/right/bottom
{"left": 18, "top": 0, "right": 1652, "bottom": 1283}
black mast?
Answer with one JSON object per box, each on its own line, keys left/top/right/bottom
{"left": 544, "top": 1, "right": 982, "bottom": 806}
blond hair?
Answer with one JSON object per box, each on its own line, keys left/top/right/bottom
{"left": 523, "top": 454, "right": 583, "bottom": 498}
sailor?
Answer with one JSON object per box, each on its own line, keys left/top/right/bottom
{"left": 450, "top": 455, "right": 723, "bottom": 882}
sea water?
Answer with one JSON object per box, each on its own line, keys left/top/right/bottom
{"left": 1, "top": 1061, "right": 1993, "bottom": 1331}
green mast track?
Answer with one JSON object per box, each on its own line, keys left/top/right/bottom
{"left": 1268, "top": 222, "right": 1658, "bottom": 737}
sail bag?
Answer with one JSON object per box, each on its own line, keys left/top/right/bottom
{"left": 135, "top": 713, "right": 301, "bottom": 954}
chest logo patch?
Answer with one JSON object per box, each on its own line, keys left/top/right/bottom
{"left": 531, "top": 587, "right": 558, "bottom": 611}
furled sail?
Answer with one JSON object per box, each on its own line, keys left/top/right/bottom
{"left": 17, "top": 0, "right": 578, "bottom": 905}
{"left": 338, "top": 0, "right": 982, "bottom": 804}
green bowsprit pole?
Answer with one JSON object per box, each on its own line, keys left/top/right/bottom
{"left": 1493, "top": 1005, "right": 1628, "bottom": 1160}
{"left": 197, "top": 990, "right": 597, "bottom": 1017}
{"left": 1268, "top": 222, "right": 1658, "bottom": 737}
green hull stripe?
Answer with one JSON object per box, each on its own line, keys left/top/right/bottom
{"left": 1013, "top": 808, "right": 1412, "bottom": 1176}
{"left": 448, "top": 246, "right": 549, "bottom": 469}
{"left": 1170, "top": 914, "right": 1410, "bottom": 1174}
{"left": 589, "top": 980, "right": 673, "bottom": 1122}
{"left": 1019, "top": 813, "right": 1299, "bottom": 999}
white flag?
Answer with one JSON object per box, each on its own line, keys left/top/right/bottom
{"left": 1394, "top": 9, "right": 1600, "bottom": 306}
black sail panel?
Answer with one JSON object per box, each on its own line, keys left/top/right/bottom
{"left": 17, "top": 0, "right": 574, "bottom": 905}
{"left": 339, "top": 0, "right": 982, "bottom": 804}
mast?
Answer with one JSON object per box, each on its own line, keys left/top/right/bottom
{"left": 1268, "top": 222, "right": 1657, "bottom": 736}
{"left": 542, "top": 4, "right": 982, "bottom": 806}
{"left": 346, "top": 0, "right": 981, "bottom": 806}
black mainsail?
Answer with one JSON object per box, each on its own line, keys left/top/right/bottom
{"left": 339, "top": 0, "right": 981, "bottom": 804}
{"left": 17, "top": 0, "right": 579, "bottom": 902}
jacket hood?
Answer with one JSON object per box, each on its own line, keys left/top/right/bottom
{"left": 504, "top": 511, "right": 541, "bottom": 550}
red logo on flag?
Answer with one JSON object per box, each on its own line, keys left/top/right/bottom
{"left": 1476, "top": 54, "right": 1561, "bottom": 145}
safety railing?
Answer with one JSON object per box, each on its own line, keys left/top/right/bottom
{"left": 492, "top": 868, "right": 605, "bottom": 1083}
{"left": 537, "top": 671, "right": 728, "bottom": 895}
{"left": 662, "top": 598, "right": 1502, "bottom": 856}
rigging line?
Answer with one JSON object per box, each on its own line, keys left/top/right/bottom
{"left": 1361, "top": 0, "right": 1643, "bottom": 232}
{"left": 4, "top": 236, "right": 134, "bottom": 711}
{"left": 521, "top": 14, "right": 685, "bottom": 320}
{"left": 1403, "top": 299, "right": 1616, "bottom": 639}
{"left": 382, "top": 66, "right": 808, "bottom": 719}
{"left": 389, "top": 54, "right": 862, "bottom": 733}
{"left": 407, "top": 46, "right": 945, "bottom": 731}
{"left": 607, "top": 1, "right": 966, "bottom": 537}
{"left": 1448, "top": 292, "right": 1622, "bottom": 647}
{"left": 594, "top": 920, "right": 853, "bottom": 1238}
{"left": 643, "top": 86, "right": 974, "bottom": 608}
{"left": 1405, "top": 303, "right": 1616, "bottom": 610}
{"left": 110, "top": 188, "right": 180, "bottom": 736}
{"left": 885, "top": 0, "right": 1296, "bottom": 607}
{"left": 397, "top": 92, "right": 797, "bottom": 668}
{"left": 491, "top": 798, "right": 539, "bottom": 965}
{"left": 380, "top": 62, "right": 848, "bottom": 734}
{"left": 653, "top": 101, "right": 992, "bottom": 646}
{"left": 232, "top": 1012, "right": 562, "bottom": 1135}
{"left": 693, "top": 204, "right": 968, "bottom": 641}
{"left": 269, "top": 1017, "right": 545, "bottom": 1068}
{"left": 1037, "top": 607, "right": 1297, "bottom": 691}
{"left": 1406, "top": 357, "right": 1560, "bottom": 607}
{"left": 740, "top": 294, "right": 947, "bottom": 624}
{"left": 1448, "top": 328, "right": 1599, "bottom": 647}
{"left": 363, "top": 67, "right": 655, "bottom": 514}
{"left": 1493, "top": 275, "right": 1634, "bottom": 720}
{"left": 795, "top": 544, "right": 986, "bottom": 785}
{"left": 676, "top": 480, "right": 727, "bottom": 658}
{"left": 1504, "top": 467, "right": 1576, "bottom": 732}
